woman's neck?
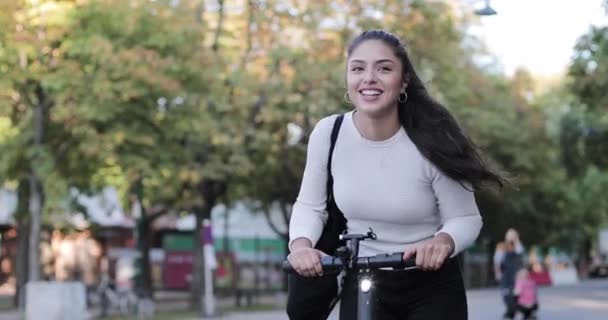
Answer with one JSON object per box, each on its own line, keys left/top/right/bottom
{"left": 352, "top": 107, "right": 401, "bottom": 141}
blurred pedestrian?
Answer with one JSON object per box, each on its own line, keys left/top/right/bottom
{"left": 513, "top": 267, "right": 539, "bottom": 320}
{"left": 505, "top": 228, "right": 524, "bottom": 254}
{"left": 500, "top": 240, "right": 524, "bottom": 320}
{"left": 494, "top": 241, "right": 506, "bottom": 282}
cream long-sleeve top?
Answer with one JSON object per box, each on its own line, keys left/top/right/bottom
{"left": 289, "top": 111, "right": 482, "bottom": 257}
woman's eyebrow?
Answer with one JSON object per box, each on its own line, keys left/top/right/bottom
{"left": 375, "top": 59, "right": 395, "bottom": 65}
{"left": 349, "top": 59, "right": 395, "bottom": 65}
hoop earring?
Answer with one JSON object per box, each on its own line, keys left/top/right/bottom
{"left": 398, "top": 92, "right": 408, "bottom": 103}
{"left": 344, "top": 91, "right": 352, "bottom": 104}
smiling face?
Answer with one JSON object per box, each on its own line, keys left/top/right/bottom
{"left": 346, "top": 39, "right": 406, "bottom": 117}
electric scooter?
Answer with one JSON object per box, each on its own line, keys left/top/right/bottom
{"left": 283, "top": 229, "right": 417, "bottom": 320}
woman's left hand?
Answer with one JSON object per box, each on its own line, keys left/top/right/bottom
{"left": 403, "top": 233, "right": 455, "bottom": 271}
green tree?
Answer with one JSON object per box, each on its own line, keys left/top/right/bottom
{"left": 560, "top": 23, "right": 608, "bottom": 263}
{"left": 1, "top": 0, "right": 217, "bottom": 305}
{"left": 0, "top": 0, "right": 102, "bottom": 305}
{"left": 567, "top": 25, "right": 608, "bottom": 170}
{"left": 52, "top": 0, "right": 219, "bottom": 302}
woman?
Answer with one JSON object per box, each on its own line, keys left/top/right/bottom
{"left": 500, "top": 240, "right": 524, "bottom": 320}
{"left": 495, "top": 229, "right": 524, "bottom": 283}
{"left": 288, "top": 30, "right": 503, "bottom": 319}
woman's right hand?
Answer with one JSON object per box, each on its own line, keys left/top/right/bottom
{"left": 287, "top": 238, "right": 327, "bottom": 277}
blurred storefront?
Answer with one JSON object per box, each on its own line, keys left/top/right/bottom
{"left": 154, "top": 201, "right": 287, "bottom": 292}
{"left": 1, "top": 186, "right": 287, "bottom": 293}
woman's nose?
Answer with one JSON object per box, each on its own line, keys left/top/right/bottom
{"left": 363, "top": 69, "right": 377, "bottom": 83}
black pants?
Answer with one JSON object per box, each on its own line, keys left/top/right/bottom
{"left": 339, "top": 258, "right": 467, "bottom": 320}
{"left": 501, "top": 287, "right": 516, "bottom": 318}
{"left": 517, "top": 303, "right": 538, "bottom": 319}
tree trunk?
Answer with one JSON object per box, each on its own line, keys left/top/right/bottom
{"left": 211, "top": 0, "right": 225, "bottom": 52}
{"left": 14, "top": 220, "right": 29, "bottom": 308}
{"left": 195, "top": 0, "right": 205, "bottom": 24}
{"left": 130, "top": 179, "right": 157, "bottom": 300}
{"left": 139, "top": 217, "right": 154, "bottom": 299}
{"left": 28, "top": 174, "right": 43, "bottom": 283}
{"left": 14, "top": 179, "right": 30, "bottom": 308}
{"left": 190, "top": 205, "right": 204, "bottom": 311}
{"left": 579, "top": 237, "right": 593, "bottom": 278}
{"left": 223, "top": 206, "right": 230, "bottom": 252}
{"left": 221, "top": 206, "right": 235, "bottom": 296}
{"left": 28, "top": 84, "right": 47, "bottom": 284}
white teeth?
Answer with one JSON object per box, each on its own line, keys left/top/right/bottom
{"left": 360, "top": 90, "right": 382, "bottom": 96}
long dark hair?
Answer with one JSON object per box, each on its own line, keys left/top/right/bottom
{"left": 347, "top": 30, "right": 504, "bottom": 190}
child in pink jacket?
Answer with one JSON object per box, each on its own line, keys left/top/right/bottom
{"left": 514, "top": 267, "right": 539, "bottom": 320}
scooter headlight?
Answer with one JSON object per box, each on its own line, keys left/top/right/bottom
{"left": 360, "top": 277, "right": 372, "bottom": 293}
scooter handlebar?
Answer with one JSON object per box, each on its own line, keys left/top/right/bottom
{"left": 282, "top": 252, "right": 416, "bottom": 274}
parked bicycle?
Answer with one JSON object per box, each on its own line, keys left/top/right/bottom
{"left": 87, "top": 276, "right": 138, "bottom": 317}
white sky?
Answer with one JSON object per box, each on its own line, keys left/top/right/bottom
{"left": 470, "top": 0, "right": 608, "bottom": 76}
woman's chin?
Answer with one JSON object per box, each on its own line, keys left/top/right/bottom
{"left": 355, "top": 101, "right": 395, "bottom": 117}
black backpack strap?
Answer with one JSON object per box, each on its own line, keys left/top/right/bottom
{"left": 324, "top": 114, "right": 345, "bottom": 318}
{"left": 326, "top": 114, "right": 344, "bottom": 198}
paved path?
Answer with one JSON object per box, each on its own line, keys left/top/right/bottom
{"left": 225, "top": 279, "right": 608, "bottom": 320}
{"left": 1, "top": 280, "right": 606, "bottom": 319}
